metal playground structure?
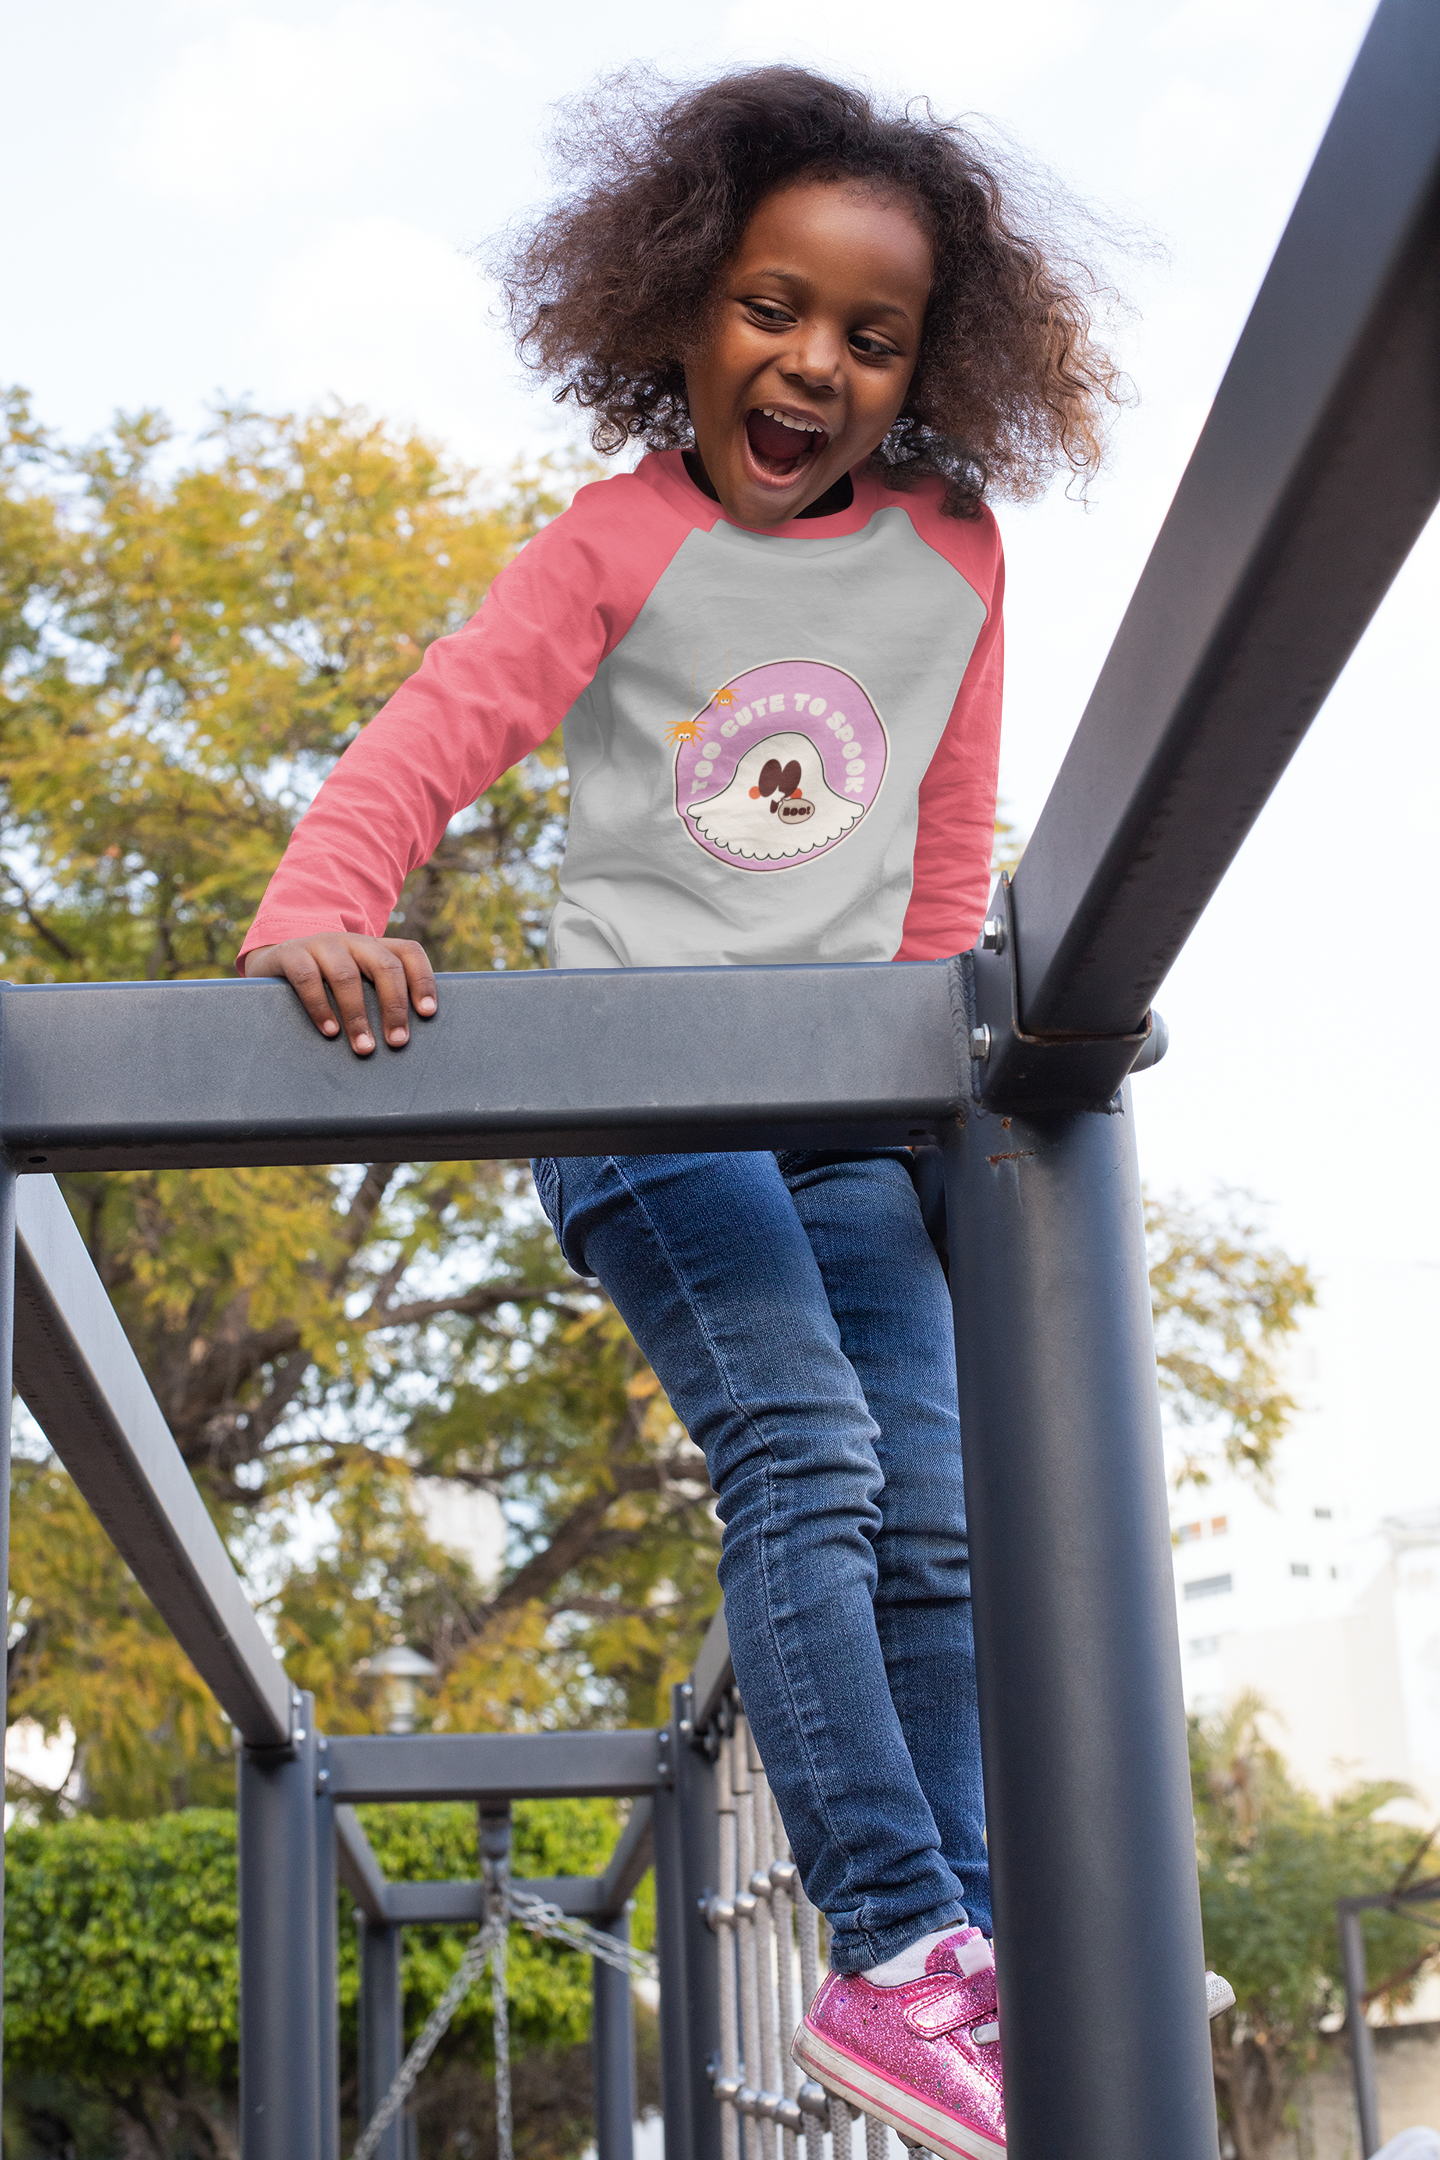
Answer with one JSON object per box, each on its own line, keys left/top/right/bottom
{"left": 2, "top": 5, "right": 1439, "bottom": 2156}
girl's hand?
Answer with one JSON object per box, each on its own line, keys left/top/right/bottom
{"left": 243, "top": 934, "right": 438, "bottom": 1055}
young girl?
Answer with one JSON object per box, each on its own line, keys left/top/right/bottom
{"left": 240, "top": 68, "right": 1121, "bottom": 2158}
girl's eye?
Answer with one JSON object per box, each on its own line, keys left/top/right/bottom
{"left": 850, "top": 332, "right": 901, "bottom": 360}
{"left": 746, "top": 301, "right": 793, "bottom": 326}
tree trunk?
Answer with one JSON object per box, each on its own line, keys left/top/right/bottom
{"left": 1210, "top": 2032, "right": 1298, "bottom": 2160}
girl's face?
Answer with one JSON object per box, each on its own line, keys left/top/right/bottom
{"left": 683, "top": 178, "right": 933, "bottom": 528}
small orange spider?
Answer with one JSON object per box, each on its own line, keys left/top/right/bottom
{"left": 711, "top": 685, "right": 736, "bottom": 708}
{"left": 666, "top": 715, "right": 702, "bottom": 745}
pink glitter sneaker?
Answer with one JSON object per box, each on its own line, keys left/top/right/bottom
{"left": 792, "top": 1927, "right": 1004, "bottom": 2159}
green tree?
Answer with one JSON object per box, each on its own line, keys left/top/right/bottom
{"left": 1, "top": 389, "right": 721, "bottom": 1809}
{"left": 1192, "top": 1695, "right": 1440, "bottom": 2160}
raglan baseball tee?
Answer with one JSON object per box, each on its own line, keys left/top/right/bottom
{"left": 237, "top": 449, "right": 1004, "bottom": 973}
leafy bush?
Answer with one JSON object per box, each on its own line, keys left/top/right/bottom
{"left": 2, "top": 1799, "right": 652, "bottom": 2158}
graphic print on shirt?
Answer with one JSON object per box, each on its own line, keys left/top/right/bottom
{"left": 673, "top": 658, "right": 888, "bottom": 872}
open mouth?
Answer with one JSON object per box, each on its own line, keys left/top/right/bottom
{"left": 744, "top": 406, "right": 829, "bottom": 481}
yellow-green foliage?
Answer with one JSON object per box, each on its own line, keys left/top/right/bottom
{"left": 2, "top": 391, "right": 720, "bottom": 1817}
{"left": 1146, "top": 1191, "right": 1318, "bottom": 1487}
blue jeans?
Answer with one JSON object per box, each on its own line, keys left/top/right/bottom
{"left": 531, "top": 1148, "right": 989, "bottom": 1973}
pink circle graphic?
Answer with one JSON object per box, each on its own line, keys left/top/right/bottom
{"left": 673, "top": 658, "right": 888, "bottom": 873}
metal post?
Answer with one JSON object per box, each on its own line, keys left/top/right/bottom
{"left": 316, "top": 1752, "right": 339, "bottom": 2160}
{"left": 358, "top": 1918, "right": 405, "bottom": 2160}
{"left": 239, "top": 1687, "right": 322, "bottom": 2160}
{"left": 1339, "top": 1904, "right": 1382, "bottom": 2156}
{"left": 593, "top": 1909, "right": 637, "bottom": 2160}
{"left": 0, "top": 1157, "right": 16, "bottom": 2129}
{"left": 479, "top": 1803, "right": 514, "bottom": 2160}
{"left": 945, "top": 1092, "right": 1218, "bottom": 2160}
{"left": 653, "top": 1693, "right": 722, "bottom": 2160}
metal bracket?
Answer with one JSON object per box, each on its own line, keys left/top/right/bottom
{"left": 965, "top": 877, "right": 1167, "bottom": 1113}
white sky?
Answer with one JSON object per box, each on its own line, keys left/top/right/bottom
{"left": 5, "top": 0, "right": 1437, "bottom": 1540}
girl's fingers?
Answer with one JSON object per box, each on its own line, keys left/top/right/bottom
{"left": 255, "top": 934, "right": 438, "bottom": 1053}
{"left": 314, "top": 947, "right": 376, "bottom": 1054}
{"left": 365, "top": 945, "right": 415, "bottom": 1048}
{"left": 397, "top": 941, "right": 439, "bottom": 1019}
{"left": 279, "top": 948, "right": 344, "bottom": 1040}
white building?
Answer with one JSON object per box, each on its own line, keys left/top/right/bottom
{"left": 1171, "top": 1467, "right": 1440, "bottom": 1813}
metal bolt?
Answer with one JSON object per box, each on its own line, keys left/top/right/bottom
{"left": 981, "top": 916, "right": 1006, "bottom": 952}
{"left": 969, "top": 1024, "right": 992, "bottom": 1061}
{"left": 769, "top": 1857, "right": 799, "bottom": 1894}
{"left": 747, "top": 1868, "right": 774, "bottom": 1901}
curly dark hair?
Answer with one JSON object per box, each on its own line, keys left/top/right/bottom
{"left": 498, "top": 67, "right": 1128, "bottom": 516}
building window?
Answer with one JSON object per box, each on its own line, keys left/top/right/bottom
{"left": 1210, "top": 1515, "right": 1228, "bottom": 1537}
{"left": 1290, "top": 1562, "right": 1311, "bottom": 1578}
{"left": 1174, "top": 1522, "right": 1202, "bottom": 1545}
{"left": 1184, "top": 1574, "right": 1233, "bottom": 1601}
{"left": 1189, "top": 1637, "right": 1220, "bottom": 1658}
{"left": 1314, "top": 1506, "right": 1333, "bottom": 1520}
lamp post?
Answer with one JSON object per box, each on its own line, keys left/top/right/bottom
{"left": 366, "top": 1644, "right": 438, "bottom": 1735}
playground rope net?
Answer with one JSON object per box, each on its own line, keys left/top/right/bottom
{"left": 352, "top": 1721, "right": 932, "bottom": 2160}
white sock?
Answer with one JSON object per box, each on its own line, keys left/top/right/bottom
{"left": 862, "top": 1926, "right": 965, "bottom": 1987}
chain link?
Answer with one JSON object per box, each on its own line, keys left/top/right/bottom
{"left": 508, "top": 1887, "right": 657, "bottom": 1981}
{"left": 349, "top": 1882, "right": 655, "bottom": 2160}
{"left": 491, "top": 1914, "right": 512, "bottom": 2160}
{"left": 351, "top": 1916, "right": 502, "bottom": 2160}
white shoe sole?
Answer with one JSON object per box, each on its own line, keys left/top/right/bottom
{"left": 793, "top": 2023, "right": 1005, "bottom": 2159}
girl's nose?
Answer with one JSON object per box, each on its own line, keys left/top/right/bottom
{"left": 781, "top": 322, "right": 844, "bottom": 391}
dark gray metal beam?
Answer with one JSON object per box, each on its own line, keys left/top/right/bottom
{"left": 1012, "top": 0, "right": 1440, "bottom": 1040}
{"left": 334, "top": 1804, "right": 390, "bottom": 1923}
{"left": 687, "top": 1606, "right": 734, "bottom": 1739}
{"left": 946, "top": 1095, "right": 1216, "bottom": 2160}
{"left": 10, "top": 1176, "right": 293, "bottom": 1749}
{"left": 653, "top": 1686, "right": 721, "bottom": 2160}
{"left": 599, "top": 1798, "right": 654, "bottom": 1916}
{"left": 593, "top": 1913, "right": 637, "bottom": 2160}
{"left": 324, "top": 1729, "right": 664, "bottom": 1804}
{"left": 357, "top": 1919, "right": 405, "bottom": 2160}
{"left": 239, "top": 1698, "right": 323, "bottom": 2160}
{"left": 316, "top": 1780, "right": 340, "bottom": 2160}
{"left": 1338, "top": 1902, "right": 1381, "bottom": 2156}
{"left": 333, "top": 1798, "right": 652, "bottom": 1925}
{"left": 381, "top": 1875, "right": 617, "bottom": 1925}
{"left": 0, "top": 1165, "right": 16, "bottom": 2130}
{"left": 0, "top": 964, "right": 961, "bottom": 1174}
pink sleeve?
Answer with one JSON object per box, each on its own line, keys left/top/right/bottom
{"left": 237, "top": 473, "right": 690, "bottom": 965}
{"left": 894, "top": 513, "right": 1005, "bottom": 962}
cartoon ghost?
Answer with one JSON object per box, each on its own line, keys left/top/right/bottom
{"left": 686, "top": 733, "right": 864, "bottom": 862}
